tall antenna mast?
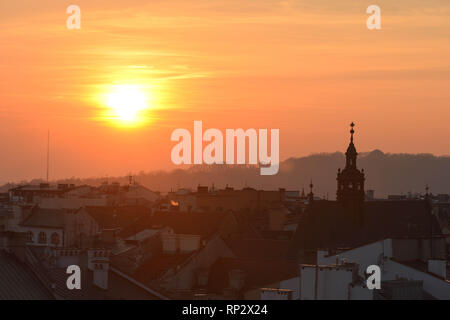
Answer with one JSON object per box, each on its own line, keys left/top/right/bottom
{"left": 46, "top": 130, "right": 50, "bottom": 182}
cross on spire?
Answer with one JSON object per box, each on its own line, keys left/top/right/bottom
{"left": 350, "top": 122, "right": 355, "bottom": 142}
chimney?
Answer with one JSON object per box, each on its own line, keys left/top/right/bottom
{"left": 93, "top": 259, "right": 109, "bottom": 290}
{"left": 88, "top": 249, "right": 109, "bottom": 271}
{"left": 365, "top": 190, "right": 375, "bottom": 200}
{"left": 40, "top": 183, "right": 50, "bottom": 189}
{"left": 178, "top": 234, "right": 201, "bottom": 253}
{"left": 228, "top": 269, "right": 246, "bottom": 292}
{"left": 316, "top": 250, "right": 329, "bottom": 265}
{"left": 161, "top": 233, "right": 177, "bottom": 254}
{"left": 197, "top": 186, "right": 208, "bottom": 194}
{"left": 54, "top": 249, "right": 81, "bottom": 268}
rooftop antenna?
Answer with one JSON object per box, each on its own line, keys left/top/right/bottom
{"left": 46, "top": 130, "right": 50, "bottom": 182}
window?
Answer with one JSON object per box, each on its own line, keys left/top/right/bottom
{"left": 26, "top": 231, "right": 34, "bottom": 243}
{"left": 38, "top": 232, "right": 47, "bottom": 244}
{"left": 51, "top": 233, "right": 60, "bottom": 246}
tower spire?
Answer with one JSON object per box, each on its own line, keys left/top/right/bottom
{"left": 345, "top": 122, "right": 358, "bottom": 169}
{"left": 350, "top": 122, "right": 355, "bottom": 143}
{"left": 308, "top": 179, "right": 314, "bottom": 203}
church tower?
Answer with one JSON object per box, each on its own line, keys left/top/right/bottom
{"left": 337, "top": 122, "right": 365, "bottom": 224}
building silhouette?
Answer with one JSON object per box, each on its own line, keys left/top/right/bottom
{"left": 289, "top": 123, "right": 442, "bottom": 257}
{"left": 336, "top": 122, "right": 365, "bottom": 225}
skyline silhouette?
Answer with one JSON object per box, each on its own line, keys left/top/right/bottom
{"left": 2, "top": 148, "right": 449, "bottom": 198}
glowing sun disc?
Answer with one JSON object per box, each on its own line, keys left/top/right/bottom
{"left": 105, "top": 85, "right": 148, "bottom": 124}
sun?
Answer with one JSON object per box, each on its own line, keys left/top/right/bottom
{"left": 104, "top": 84, "right": 149, "bottom": 126}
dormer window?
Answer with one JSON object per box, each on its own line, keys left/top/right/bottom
{"left": 51, "top": 233, "right": 60, "bottom": 246}
{"left": 26, "top": 231, "right": 34, "bottom": 243}
{"left": 38, "top": 232, "right": 47, "bottom": 244}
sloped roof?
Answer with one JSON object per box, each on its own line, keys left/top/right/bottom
{"left": 225, "top": 238, "right": 291, "bottom": 261}
{"left": 121, "top": 211, "right": 227, "bottom": 238}
{"left": 20, "top": 207, "right": 70, "bottom": 229}
{"left": 48, "top": 267, "right": 105, "bottom": 300}
{"left": 289, "top": 200, "right": 442, "bottom": 257}
{"left": 0, "top": 251, "right": 53, "bottom": 300}
{"left": 395, "top": 259, "right": 450, "bottom": 282}
{"left": 132, "top": 252, "right": 194, "bottom": 284}
{"left": 84, "top": 205, "right": 151, "bottom": 230}
{"left": 207, "top": 257, "right": 298, "bottom": 293}
{"left": 47, "top": 267, "right": 164, "bottom": 300}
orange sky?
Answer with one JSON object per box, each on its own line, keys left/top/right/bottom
{"left": 0, "top": 0, "right": 449, "bottom": 183}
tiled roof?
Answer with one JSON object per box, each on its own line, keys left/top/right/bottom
{"left": 290, "top": 200, "right": 441, "bottom": 256}
{"left": 48, "top": 267, "right": 105, "bottom": 300}
{"left": 85, "top": 205, "right": 151, "bottom": 230}
{"left": 121, "top": 211, "right": 226, "bottom": 238}
{"left": 47, "top": 267, "right": 165, "bottom": 300}
{"left": 132, "top": 252, "right": 194, "bottom": 284}
{"left": 0, "top": 251, "right": 53, "bottom": 300}
{"left": 20, "top": 207, "right": 69, "bottom": 229}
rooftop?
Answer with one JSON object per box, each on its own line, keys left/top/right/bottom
{"left": 208, "top": 257, "right": 298, "bottom": 293}
{"left": 0, "top": 251, "right": 53, "bottom": 300}
{"left": 20, "top": 207, "right": 76, "bottom": 229}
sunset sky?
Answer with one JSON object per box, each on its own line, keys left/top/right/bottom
{"left": 0, "top": 0, "right": 449, "bottom": 183}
